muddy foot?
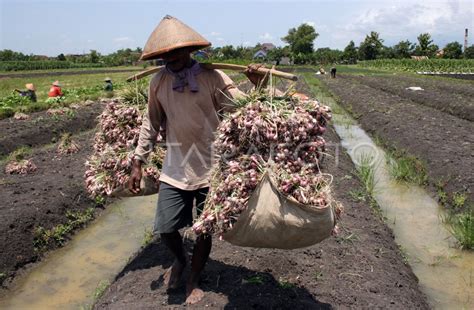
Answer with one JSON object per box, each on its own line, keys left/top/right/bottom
{"left": 185, "top": 285, "right": 204, "bottom": 305}
{"left": 163, "top": 261, "right": 185, "bottom": 289}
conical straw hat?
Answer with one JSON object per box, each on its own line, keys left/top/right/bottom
{"left": 52, "top": 80, "right": 61, "bottom": 86}
{"left": 140, "top": 15, "right": 211, "bottom": 60}
{"left": 25, "top": 83, "right": 35, "bottom": 91}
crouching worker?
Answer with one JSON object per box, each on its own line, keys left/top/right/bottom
{"left": 104, "top": 77, "right": 113, "bottom": 91}
{"left": 128, "top": 15, "right": 265, "bottom": 305}
{"left": 15, "top": 83, "right": 37, "bottom": 102}
{"left": 48, "top": 80, "right": 63, "bottom": 97}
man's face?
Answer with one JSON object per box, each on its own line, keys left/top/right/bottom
{"left": 161, "top": 47, "right": 192, "bottom": 72}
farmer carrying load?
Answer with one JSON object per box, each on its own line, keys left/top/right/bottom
{"left": 128, "top": 15, "right": 265, "bottom": 305}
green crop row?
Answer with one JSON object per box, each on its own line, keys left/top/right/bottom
{"left": 358, "top": 59, "right": 474, "bottom": 73}
{"left": 0, "top": 61, "right": 105, "bottom": 72}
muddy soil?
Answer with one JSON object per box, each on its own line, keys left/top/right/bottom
{"left": 339, "top": 74, "right": 474, "bottom": 121}
{"left": 320, "top": 74, "right": 474, "bottom": 208}
{"left": 428, "top": 74, "right": 474, "bottom": 80}
{"left": 0, "top": 129, "right": 101, "bottom": 287}
{"left": 93, "top": 81, "right": 428, "bottom": 309}
{"left": 0, "top": 102, "right": 104, "bottom": 156}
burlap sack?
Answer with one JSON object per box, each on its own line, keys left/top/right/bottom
{"left": 110, "top": 176, "right": 158, "bottom": 198}
{"left": 223, "top": 172, "right": 335, "bottom": 249}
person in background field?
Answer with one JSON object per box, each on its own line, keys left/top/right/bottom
{"left": 104, "top": 77, "right": 113, "bottom": 91}
{"left": 330, "top": 66, "right": 337, "bottom": 78}
{"left": 15, "top": 83, "right": 37, "bottom": 102}
{"left": 128, "top": 15, "right": 265, "bottom": 305}
{"left": 48, "top": 80, "right": 63, "bottom": 97}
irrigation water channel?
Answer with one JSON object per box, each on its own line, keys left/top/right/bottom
{"left": 0, "top": 104, "right": 472, "bottom": 309}
{"left": 331, "top": 110, "right": 473, "bottom": 309}
{"left": 0, "top": 196, "right": 156, "bottom": 309}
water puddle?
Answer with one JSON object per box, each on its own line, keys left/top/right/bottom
{"left": 331, "top": 112, "right": 473, "bottom": 309}
{"left": 0, "top": 195, "right": 156, "bottom": 309}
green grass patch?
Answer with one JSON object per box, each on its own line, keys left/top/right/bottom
{"left": 142, "top": 228, "right": 154, "bottom": 247}
{"left": 442, "top": 209, "right": 474, "bottom": 250}
{"left": 452, "top": 192, "right": 468, "bottom": 209}
{"left": 6, "top": 146, "right": 32, "bottom": 162}
{"left": 355, "top": 153, "right": 377, "bottom": 196}
{"left": 385, "top": 150, "right": 428, "bottom": 185}
{"left": 278, "top": 278, "right": 295, "bottom": 289}
{"left": 80, "top": 279, "right": 111, "bottom": 310}
{"left": 243, "top": 275, "right": 264, "bottom": 285}
{"left": 358, "top": 59, "right": 474, "bottom": 73}
{"left": 34, "top": 208, "right": 95, "bottom": 250}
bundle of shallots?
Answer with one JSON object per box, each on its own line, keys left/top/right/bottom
{"left": 93, "top": 102, "right": 142, "bottom": 153}
{"left": 5, "top": 159, "right": 37, "bottom": 175}
{"left": 57, "top": 133, "right": 80, "bottom": 154}
{"left": 193, "top": 92, "right": 339, "bottom": 236}
{"left": 84, "top": 101, "right": 164, "bottom": 199}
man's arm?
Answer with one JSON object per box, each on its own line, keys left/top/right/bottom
{"left": 129, "top": 75, "right": 164, "bottom": 193}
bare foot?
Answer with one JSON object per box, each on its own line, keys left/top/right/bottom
{"left": 163, "top": 261, "right": 184, "bottom": 289}
{"left": 185, "top": 284, "right": 205, "bottom": 305}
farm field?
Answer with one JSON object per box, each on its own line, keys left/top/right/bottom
{"left": 314, "top": 69, "right": 473, "bottom": 210}
{"left": 0, "top": 74, "right": 430, "bottom": 309}
{"left": 2, "top": 66, "right": 473, "bottom": 309}
{"left": 0, "top": 66, "right": 141, "bottom": 76}
{"left": 0, "top": 68, "right": 144, "bottom": 118}
{"left": 0, "top": 103, "right": 105, "bottom": 286}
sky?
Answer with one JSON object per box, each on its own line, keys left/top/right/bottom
{"left": 0, "top": 0, "right": 472, "bottom": 56}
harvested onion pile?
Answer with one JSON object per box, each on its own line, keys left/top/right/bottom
{"left": 5, "top": 159, "right": 37, "bottom": 175}
{"left": 57, "top": 133, "right": 80, "bottom": 154}
{"left": 193, "top": 92, "right": 337, "bottom": 236}
{"left": 84, "top": 101, "right": 164, "bottom": 199}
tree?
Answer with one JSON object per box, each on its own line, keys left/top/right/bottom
{"left": 443, "top": 42, "right": 463, "bottom": 59}
{"left": 464, "top": 45, "right": 474, "bottom": 59}
{"left": 0, "top": 49, "right": 30, "bottom": 61}
{"left": 282, "top": 24, "right": 319, "bottom": 56}
{"left": 267, "top": 47, "right": 285, "bottom": 64}
{"left": 343, "top": 41, "right": 358, "bottom": 63}
{"left": 89, "top": 50, "right": 100, "bottom": 63}
{"left": 220, "top": 45, "right": 238, "bottom": 59}
{"left": 358, "top": 31, "right": 384, "bottom": 60}
{"left": 393, "top": 40, "right": 414, "bottom": 58}
{"left": 379, "top": 46, "right": 396, "bottom": 59}
{"left": 414, "top": 33, "right": 438, "bottom": 57}
{"left": 312, "top": 48, "right": 342, "bottom": 65}
{"left": 57, "top": 53, "right": 66, "bottom": 61}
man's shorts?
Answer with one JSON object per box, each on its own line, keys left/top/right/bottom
{"left": 153, "top": 182, "right": 209, "bottom": 234}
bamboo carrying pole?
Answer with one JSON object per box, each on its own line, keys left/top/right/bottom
{"left": 126, "top": 63, "right": 297, "bottom": 82}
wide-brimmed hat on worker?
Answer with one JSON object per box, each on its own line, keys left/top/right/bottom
{"left": 104, "top": 77, "right": 112, "bottom": 82}
{"left": 140, "top": 15, "right": 211, "bottom": 61}
{"left": 25, "top": 83, "right": 36, "bottom": 91}
{"left": 52, "top": 80, "right": 61, "bottom": 86}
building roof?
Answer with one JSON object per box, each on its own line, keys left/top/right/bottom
{"left": 261, "top": 43, "right": 276, "bottom": 51}
{"left": 253, "top": 50, "right": 267, "bottom": 58}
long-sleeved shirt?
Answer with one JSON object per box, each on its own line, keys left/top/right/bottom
{"left": 19, "top": 90, "right": 37, "bottom": 102}
{"left": 48, "top": 85, "right": 63, "bottom": 97}
{"left": 135, "top": 66, "right": 244, "bottom": 190}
